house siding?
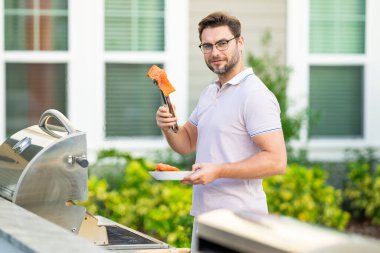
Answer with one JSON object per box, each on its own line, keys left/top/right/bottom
{"left": 188, "top": 0, "right": 287, "bottom": 111}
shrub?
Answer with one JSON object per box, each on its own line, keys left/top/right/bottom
{"left": 344, "top": 160, "right": 380, "bottom": 225}
{"left": 264, "top": 164, "right": 350, "bottom": 230}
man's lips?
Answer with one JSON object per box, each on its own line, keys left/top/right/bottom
{"left": 210, "top": 59, "right": 225, "bottom": 64}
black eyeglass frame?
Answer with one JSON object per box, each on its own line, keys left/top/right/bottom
{"left": 198, "top": 36, "right": 238, "bottom": 54}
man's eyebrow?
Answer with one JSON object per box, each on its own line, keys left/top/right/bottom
{"left": 202, "top": 38, "right": 229, "bottom": 44}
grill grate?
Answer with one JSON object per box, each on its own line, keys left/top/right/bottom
{"left": 106, "top": 226, "right": 158, "bottom": 245}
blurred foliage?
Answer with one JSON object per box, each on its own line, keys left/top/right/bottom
{"left": 343, "top": 148, "right": 380, "bottom": 225}
{"left": 264, "top": 164, "right": 350, "bottom": 230}
{"left": 81, "top": 149, "right": 368, "bottom": 249}
{"left": 81, "top": 149, "right": 193, "bottom": 248}
{"left": 345, "top": 147, "right": 379, "bottom": 175}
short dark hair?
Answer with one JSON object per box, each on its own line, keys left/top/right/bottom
{"left": 198, "top": 11, "right": 241, "bottom": 41}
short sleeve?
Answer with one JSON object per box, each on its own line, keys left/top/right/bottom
{"left": 189, "top": 106, "right": 199, "bottom": 126}
{"left": 244, "top": 90, "right": 282, "bottom": 137}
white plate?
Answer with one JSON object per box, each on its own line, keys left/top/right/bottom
{"left": 149, "top": 171, "right": 193, "bottom": 181}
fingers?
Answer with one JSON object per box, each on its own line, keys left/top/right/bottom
{"left": 156, "top": 105, "right": 177, "bottom": 119}
{"left": 181, "top": 163, "right": 220, "bottom": 185}
{"left": 192, "top": 163, "right": 202, "bottom": 172}
{"left": 181, "top": 168, "right": 204, "bottom": 185}
{"left": 156, "top": 105, "right": 177, "bottom": 131}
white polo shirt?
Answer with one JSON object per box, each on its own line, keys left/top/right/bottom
{"left": 188, "top": 68, "right": 282, "bottom": 216}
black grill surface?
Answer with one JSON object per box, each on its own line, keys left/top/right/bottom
{"left": 106, "top": 226, "right": 158, "bottom": 245}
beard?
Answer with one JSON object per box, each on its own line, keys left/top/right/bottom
{"left": 205, "top": 47, "right": 240, "bottom": 75}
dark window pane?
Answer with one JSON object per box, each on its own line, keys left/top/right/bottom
{"left": 6, "top": 63, "right": 67, "bottom": 136}
{"left": 309, "top": 66, "right": 363, "bottom": 138}
{"left": 310, "top": 0, "right": 366, "bottom": 54}
{"left": 40, "top": 0, "right": 68, "bottom": 10}
{"left": 105, "top": 64, "right": 162, "bottom": 137}
{"left": 4, "top": 0, "right": 31, "bottom": 9}
{"left": 105, "top": 0, "right": 165, "bottom": 51}
{"left": 4, "top": 0, "right": 68, "bottom": 51}
{"left": 5, "top": 15, "right": 32, "bottom": 50}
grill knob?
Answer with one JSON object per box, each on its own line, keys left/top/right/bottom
{"left": 75, "top": 157, "right": 89, "bottom": 168}
{"left": 67, "top": 155, "right": 89, "bottom": 168}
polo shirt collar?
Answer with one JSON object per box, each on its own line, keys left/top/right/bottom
{"left": 214, "top": 68, "right": 253, "bottom": 87}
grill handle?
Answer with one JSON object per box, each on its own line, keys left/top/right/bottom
{"left": 39, "top": 109, "right": 76, "bottom": 138}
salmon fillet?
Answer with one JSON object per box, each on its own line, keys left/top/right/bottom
{"left": 155, "top": 163, "right": 180, "bottom": 171}
{"left": 147, "top": 65, "right": 176, "bottom": 96}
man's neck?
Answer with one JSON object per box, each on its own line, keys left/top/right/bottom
{"left": 218, "top": 64, "right": 246, "bottom": 85}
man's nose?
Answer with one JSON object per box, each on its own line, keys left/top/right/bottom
{"left": 210, "top": 46, "right": 221, "bottom": 56}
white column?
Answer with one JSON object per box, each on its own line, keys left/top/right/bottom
{"left": 165, "top": 0, "right": 189, "bottom": 124}
{"left": 365, "top": 0, "right": 380, "bottom": 149}
{"left": 286, "top": 0, "right": 309, "bottom": 149}
{"left": 0, "top": 0, "right": 5, "bottom": 141}
{"left": 69, "top": 0, "right": 104, "bottom": 152}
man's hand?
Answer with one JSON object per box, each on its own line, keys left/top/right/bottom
{"left": 181, "top": 163, "right": 222, "bottom": 185}
{"left": 156, "top": 105, "right": 177, "bottom": 132}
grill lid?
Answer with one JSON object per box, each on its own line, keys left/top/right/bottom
{"left": 0, "top": 109, "right": 89, "bottom": 232}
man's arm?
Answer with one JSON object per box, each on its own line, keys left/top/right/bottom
{"left": 156, "top": 105, "right": 197, "bottom": 154}
{"left": 182, "top": 130, "right": 287, "bottom": 185}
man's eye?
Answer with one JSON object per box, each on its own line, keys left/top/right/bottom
{"left": 216, "top": 41, "right": 228, "bottom": 47}
{"left": 203, "top": 44, "right": 213, "bottom": 49}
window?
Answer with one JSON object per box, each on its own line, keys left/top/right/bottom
{"left": 4, "top": 0, "right": 68, "bottom": 51}
{"left": 309, "top": 0, "right": 365, "bottom": 54}
{"left": 287, "top": 0, "right": 380, "bottom": 159}
{"left": 105, "top": 0, "right": 164, "bottom": 51}
{"left": 104, "top": 0, "right": 165, "bottom": 138}
{"left": 3, "top": 0, "right": 68, "bottom": 137}
{"left": 308, "top": 0, "right": 365, "bottom": 138}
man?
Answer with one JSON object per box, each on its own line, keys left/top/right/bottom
{"left": 156, "top": 11, "right": 287, "bottom": 251}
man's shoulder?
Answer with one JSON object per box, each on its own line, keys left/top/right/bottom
{"left": 239, "top": 73, "right": 267, "bottom": 92}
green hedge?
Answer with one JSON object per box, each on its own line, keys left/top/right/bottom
{"left": 81, "top": 150, "right": 355, "bottom": 248}
{"left": 264, "top": 164, "right": 350, "bottom": 230}
{"left": 344, "top": 162, "right": 380, "bottom": 225}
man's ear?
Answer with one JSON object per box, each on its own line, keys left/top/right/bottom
{"left": 238, "top": 35, "right": 245, "bottom": 52}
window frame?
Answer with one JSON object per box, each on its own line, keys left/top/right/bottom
{"left": 0, "top": 0, "right": 189, "bottom": 156}
{"left": 287, "top": 0, "right": 380, "bottom": 160}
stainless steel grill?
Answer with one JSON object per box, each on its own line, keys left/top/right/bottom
{"left": 0, "top": 109, "right": 175, "bottom": 251}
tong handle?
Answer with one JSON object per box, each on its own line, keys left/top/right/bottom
{"left": 161, "top": 92, "right": 179, "bottom": 133}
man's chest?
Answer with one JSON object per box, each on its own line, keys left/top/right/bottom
{"left": 197, "top": 89, "right": 246, "bottom": 134}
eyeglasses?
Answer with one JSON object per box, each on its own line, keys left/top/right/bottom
{"left": 198, "top": 37, "right": 238, "bottom": 54}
